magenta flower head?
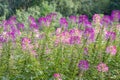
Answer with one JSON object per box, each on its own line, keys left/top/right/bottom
{"left": 97, "top": 62, "right": 109, "bottom": 72}
{"left": 69, "top": 15, "right": 77, "bottom": 23}
{"left": 0, "top": 35, "right": 6, "bottom": 43}
{"left": 38, "top": 17, "right": 51, "bottom": 27}
{"left": 105, "top": 31, "right": 116, "bottom": 41}
{"left": 101, "top": 15, "right": 112, "bottom": 26}
{"left": 53, "top": 73, "right": 62, "bottom": 80}
{"left": 46, "top": 12, "right": 57, "bottom": 21}
{"left": 59, "top": 17, "right": 68, "bottom": 30}
{"left": 69, "top": 36, "right": 80, "bottom": 44}
{"left": 111, "top": 10, "right": 120, "bottom": 22}
{"left": 17, "top": 23, "right": 24, "bottom": 30}
{"left": 8, "top": 31, "right": 16, "bottom": 41}
{"left": 53, "top": 73, "right": 61, "bottom": 78}
{"left": 106, "top": 45, "right": 117, "bottom": 55}
{"left": 78, "top": 60, "right": 89, "bottom": 71}
{"left": 2, "top": 20, "right": 10, "bottom": 31}
{"left": 69, "top": 28, "right": 82, "bottom": 37}
{"left": 38, "top": 17, "right": 46, "bottom": 26}
{"left": 28, "top": 16, "right": 35, "bottom": 23}
{"left": 21, "top": 37, "right": 31, "bottom": 45}
{"left": 8, "top": 25, "right": 20, "bottom": 41}
{"left": 92, "top": 14, "right": 101, "bottom": 24}
{"left": 21, "top": 37, "right": 32, "bottom": 50}
{"left": 45, "top": 16, "right": 52, "bottom": 26}
{"left": 28, "top": 16, "right": 39, "bottom": 29}
{"left": 78, "top": 15, "right": 92, "bottom": 27}
{"left": 49, "top": 12, "right": 57, "bottom": 20}
{"left": 8, "top": 16, "right": 17, "bottom": 25}
{"left": 84, "top": 27, "right": 95, "bottom": 42}
{"left": 46, "top": 14, "right": 52, "bottom": 21}
{"left": 84, "top": 21, "right": 92, "bottom": 27}
{"left": 79, "top": 15, "right": 88, "bottom": 23}
{"left": 69, "top": 28, "right": 76, "bottom": 35}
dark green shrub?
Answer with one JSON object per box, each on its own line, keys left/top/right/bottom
{"left": 0, "top": 0, "right": 120, "bottom": 19}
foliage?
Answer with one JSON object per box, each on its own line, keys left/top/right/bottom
{"left": 0, "top": 0, "right": 120, "bottom": 19}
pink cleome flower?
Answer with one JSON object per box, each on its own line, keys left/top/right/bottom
{"left": 21, "top": 37, "right": 32, "bottom": 50}
{"left": 106, "top": 45, "right": 117, "bottom": 55}
{"left": 55, "top": 28, "right": 82, "bottom": 45}
{"left": 105, "top": 31, "right": 116, "bottom": 41}
{"left": 92, "top": 14, "right": 101, "bottom": 24}
{"left": 78, "top": 60, "right": 89, "bottom": 71}
{"left": 97, "top": 62, "right": 109, "bottom": 72}
{"left": 53, "top": 73, "right": 62, "bottom": 80}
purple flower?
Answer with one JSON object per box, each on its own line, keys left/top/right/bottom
{"left": 17, "top": 23, "right": 24, "bottom": 30}
{"left": 84, "top": 27, "right": 95, "bottom": 42}
{"left": 49, "top": 12, "right": 57, "bottom": 20}
{"left": 78, "top": 15, "right": 88, "bottom": 24}
{"left": 101, "top": 15, "right": 112, "bottom": 26}
{"left": 106, "top": 45, "right": 117, "bottom": 55}
{"left": 78, "top": 15, "right": 92, "bottom": 27}
{"left": 69, "top": 15, "right": 77, "bottom": 23}
{"left": 46, "top": 12, "right": 57, "bottom": 21}
{"left": 97, "top": 62, "right": 109, "bottom": 72}
{"left": 92, "top": 14, "right": 101, "bottom": 24}
{"left": 2, "top": 16, "right": 16, "bottom": 27}
{"left": 2, "top": 20, "right": 9, "bottom": 31}
{"left": 30, "top": 23, "right": 39, "bottom": 29}
{"left": 105, "top": 31, "right": 116, "bottom": 41}
{"left": 111, "top": 10, "right": 120, "bottom": 22}
{"left": 21, "top": 37, "right": 31, "bottom": 45}
{"left": 38, "top": 17, "right": 51, "bottom": 27}
{"left": 53, "top": 73, "right": 62, "bottom": 80}
{"left": 59, "top": 17, "right": 68, "bottom": 29}
{"left": 79, "top": 15, "right": 88, "bottom": 23}
{"left": 2, "top": 19, "right": 15, "bottom": 31}
{"left": 69, "top": 29, "right": 75, "bottom": 35}
{"left": 46, "top": 12, "right": 57, "bottom": 22}
{"left": 46, "top": 14, "right": 52, "bottom": 21}
{"left": 8, "top": 16, "right": 17, "bottom": 25}
{"left": 7, "top": 25, "right": 21, "bottom": 41}
{"left": 53, "top": 73, "right": 61, "bottom": 78}
{"left": 69, "top": 28, "right": 82, "bottom": 38}
{"left": 7, "top": 31, "right": 16, "bottom": 42}
{"left": 78, "top": 60, "right": 89, "bottom": 71}
{"left": 69, "top": 36, "right": 80, "bottom": 44}
{"left": 21, "top": 37, "right": 31, "bottom": 50}
{"left": 28, "top": 16, "right": 39, "bottom": 29}
{"left": 38, "top": 17, "right": 46, "bottom": 26}
{"left": 84, "top": 21, "right": 92, "bottom": 27}
{"left": 0, "top": 35, "right": 6, "bottom": 43}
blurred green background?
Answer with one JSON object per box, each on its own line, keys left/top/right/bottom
{"left": 0, "top": 0, "right": 120, "bottom": 20}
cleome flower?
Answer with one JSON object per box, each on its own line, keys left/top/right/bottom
{"left": 78, "top": 60, "right": 89, "bottom": 71}
{"left": 53, "top": 73, "right": 62, "bottom": 80}
{"left": 106, "top": 45, "right": 117, "bottom": 56}
{"left": 97, "top": 62, "right": 109, "bottom": 72}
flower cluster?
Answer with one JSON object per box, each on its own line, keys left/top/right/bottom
{"left": 55, "top": 28, "right": 82, "bottom": 45}
{"left": 106, "top": 45, "right": 117, "bottom": 55}
{"left": 97, "top": 62, "right": 109, "bottom": 72}
{"left": 78, "top": 60, "right": 89, "bottom": 71}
